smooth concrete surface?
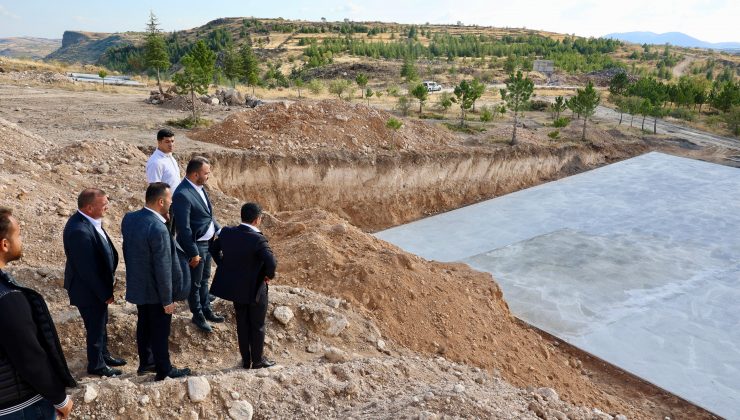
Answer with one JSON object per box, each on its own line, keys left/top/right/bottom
{"left": 375, "top": 152, "right": 740, "bottom": 418}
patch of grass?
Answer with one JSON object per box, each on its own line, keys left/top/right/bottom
{"left": 166, "top": 116, "right": 213, "bottom": 129}
{"left": 386, "top": 117, "right": 403, "bottom": 130}
{"left": 419, "top": 113, "right": 445, "bottom": 120}
{"left": 442, "top": 122, "right": 486, "bottom": 134}
{"left": 548, "top": 130, "right": 560, "bottom": 139}
{"left": 553, "top": 117, "right": 570, "bottom": 128}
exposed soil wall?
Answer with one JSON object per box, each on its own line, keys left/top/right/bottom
{"left": 209, "top": 143, "right": 645, "bottom": 231}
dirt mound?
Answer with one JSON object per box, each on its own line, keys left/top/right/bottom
{"left": 189, "top": 99, "right": 458, "bottom": 154}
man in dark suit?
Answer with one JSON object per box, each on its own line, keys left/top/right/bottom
{"left": 63, "top": 188, "right": 126, "bottom": 377}
{"left": 0, "top": 207, "right": 76, "bottom": 419}
{"left": 122, "top": 182, "right": 191, "bottom": 381}
{"left": 210, "top": 202, "right": 277, "bottom": 369}
{"left": 172, "top": 156, "right": 224, "bottom": 333}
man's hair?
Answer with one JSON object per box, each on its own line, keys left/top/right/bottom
{"left": 157, "top": 128, "right": 175, "bottom": 140}
{"left": 241, "top": 202, "right": 262, "bottom": 223}
{"left": 77, "top": 188, "right": 106, "bottom": 209}
{"left": 146, "top": 182, "right": 170, "bottom": 204}
{"left": 0, "top": 207, "right": 13, "bottom": 240}
{"left": 186, "top": 156, "right": 210, "bottom": 175}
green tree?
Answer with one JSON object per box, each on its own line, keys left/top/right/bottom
{"left": 400, "top": 56, "right": 418, "bottom": 83}
{"left": 470, "top": 79, "right": 486, "bottom": 111}
{"left": 500, "top": 71, "right": 534, "bottom": 145}
{"left": 411, "top": 83, "right": 429, "bottom": 115}
{"left": 221, "top": 44, "right": 243, "bottom": 87}
{"left": 328, "top": 79, "right": 351, "bottom": 99}
{"left": 724, "top": 105, "right": 740, "bottom": 136}
{"left": 98, "top": 70, "right": 107, "bottom": 85}
{"left": 355, "top": 73, "right": 369, "bottom": 98}
{"left": 172, "top": 40, "right": 216, "bottom": 122}
{"left": 396, "top": 95, "right": 412, "bottom": 116}
{"left": 294, "top": 78, "right": 304, "bottom": 99}
{"left": 452, "top": 79, "right": 485, "bottom": 127}
{"left": 144, "top": 11, "right": 170, "bottom": 94}
{"left": 571, "top": 81, "right": 601, "bottom": 140}
{"left": 239, "top": 40, "right": 260, "bottom": 95}
{"left": 552, "top": 95, "right": 566, "bottom": 119}
{"left": 365, "top": 88, "right": 374, "bottom": 106}
{"left": 480, "top": 105, "right": 494, "bottom": 122}
{"left": 608, "top": 71, "right": 629, "bottom": 96}
{"left": 438, "top": 92, "right": 453, "bottom": 114}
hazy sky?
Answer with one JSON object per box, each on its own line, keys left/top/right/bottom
{"left": 0, "top": 0, "right": 738, "bottom": 43}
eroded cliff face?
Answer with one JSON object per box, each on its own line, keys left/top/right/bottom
{"left": 209, "top": 143, "right": 642, "bottom": 231}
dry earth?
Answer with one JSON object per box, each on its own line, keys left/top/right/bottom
{"left": 0, "top": 72, "right": 733, "bottom": 419}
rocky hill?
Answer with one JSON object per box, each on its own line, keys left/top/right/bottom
{"left": 0, "top": 36, "right": 60, "bottom": 59}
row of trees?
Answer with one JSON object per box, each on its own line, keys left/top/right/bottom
{"left": 609, "top": 71, "right": 740, "bottom": 134}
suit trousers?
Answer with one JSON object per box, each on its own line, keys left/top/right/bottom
{"left": 77, "top": 303, "right": 110, "bottom": 372}
{"left": 234, "top": 290, "right": 268, "bottom": 367}
{"left": 136, "top": 304, "right": 172, "bottom": 376}
{"left": 187, "top": 241, "right": 212, "bottom": 316}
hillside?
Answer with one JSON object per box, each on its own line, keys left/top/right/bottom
{"left": 604, "top": 31, "right": 740, "bottom": 51}
{"left": 0, "top": 36, "right": 61, "bottom": 59}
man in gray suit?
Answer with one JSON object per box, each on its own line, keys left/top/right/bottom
{"left": 173, "top": 156, "right": 224, "bottom": 333}
{"left": 121, "top": 182, "right": 191, "bottom": 381}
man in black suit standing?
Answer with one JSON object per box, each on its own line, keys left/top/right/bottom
{"left": 172, "top": 156, "right": 224, "bottom": 333}
{"left": 210, "top": 202, "right": 277, "bottom": 369}
{"left": 63, "top": 188, "right": 126, "bottom": 377}
{"left": 122, "top": 182, "right": 191, "bottom": 381}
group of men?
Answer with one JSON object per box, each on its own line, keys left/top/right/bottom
{"left": 0, "top": 129, "right": 277, "bottom": 419}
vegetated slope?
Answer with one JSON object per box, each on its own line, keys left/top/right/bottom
{"left": 45, "top": 30, "right": 142, "bottom": 64}
{"left": 0, "top": 37, "right": 61, "bottom": 59}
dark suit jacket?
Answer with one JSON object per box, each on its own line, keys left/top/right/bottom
{"left": 121, "top": 208, "right": 183, "bottom": 306}
{"left": 62, "top": 211, "right": 118, "bottom": 307}
{"left": 172, "top": 179, "right": 221, "bottom": 260}
{"left": 209, "top": 225, "right": 277, "bottom": 304}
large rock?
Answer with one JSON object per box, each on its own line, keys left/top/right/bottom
{"left": 187, "top": 376, "right": 211, "bottom": 402}
{"left": 325, "top": 315, "right": 349, "bottom": 336}
{"left": 273, "top": 306, "right": 294, "bottom": 326}
{"left": 228, "top": 400, "right": 254, "bottom": 420}
{"left": 324, "top": 346, "right": 350, "bottom": 363}
{"left": 83, "top": 385, "right": 98, "bottom": 403}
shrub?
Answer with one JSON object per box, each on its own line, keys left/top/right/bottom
{"left": 527, "top": 99, "right": 550, "bottom": 111}
{"left": 386, "top": 117, "right": 403, "bottom": 130}
{"left": 669, "top": 108, "right": 696, "bottom": 122}
{"left": 553, "top": 117, "right": 570, "bottom": 128}
{"left": 396, "top": 96, "right": 412, "bottom": 116}
{"left": 480, "top": 105, "right": 494, "bottom": 122}
{"left": 548, "top": 130, "right": 560, "bottom": 139}
{"left": 387, "top": 84, "right": 401, "bottom": 97}
{"left": 307, "top": 79, "right": 324, "bottom": 95}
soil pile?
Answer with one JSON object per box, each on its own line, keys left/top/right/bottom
{"left": 189, "top": 99, "right": 458, "bottom": 154}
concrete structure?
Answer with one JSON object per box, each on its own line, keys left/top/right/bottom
{"left": 376, "top": 152, "right": 740, "bottom": 418}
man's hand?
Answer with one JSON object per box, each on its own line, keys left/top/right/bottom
{"left": 264, "top": 276, "right": 270, "bottom": 285}
{"left": 105, "top": 296, "right": 114, "bottom": 305}
{"left": 56, "top": 397, "right": 73, "bottom": 419}
{"left": 188, "top": 255, "right": 202, "bottom": 268}
{"left": 163, "top": 303, "right": 176, "bottom": 314}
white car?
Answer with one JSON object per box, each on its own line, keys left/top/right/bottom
{"left": 422, "top": 81, "right": 442, "bottom": 92}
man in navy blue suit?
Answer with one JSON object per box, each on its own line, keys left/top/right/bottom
{"left": 122, "top": 182, "right": 191, "bottom": 381}
{"left": 210, "top": 202, "right": 277, "bottom": 369}
{"left": 63, "top": 188, "right": 126, "bottom": 377}
{"left": 172, "top": 157, "right": 224, "bottom": 333}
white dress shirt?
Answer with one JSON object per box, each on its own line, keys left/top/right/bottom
{"left": 144, "top": 206, "right": 167, "bottom": 224}
{"left": 77, "top": 210, "right": 108, "bottom": 242}
{"left": 185, "top": 178, "right": 216, "bottom": 241}
{"left": 146, "top": 149, "right": 181, "bottom": 191}
{"left": 240, "top": 223, "right": 261, "bottom": 233}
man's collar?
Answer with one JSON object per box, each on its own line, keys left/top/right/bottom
{"left": 77, "top": 210, "right": 102, "bottom": 228}
{"left": 144, "top": 206, "right": 167, "bottom": 224}
{"left": 185, "top": 178, "right": 203, "bottom": 191}
{"left": 154, "top": 148, "right": 172, "bottom": 157}
{"left": 240, "top": 223, "right": 261, "bottom": 233}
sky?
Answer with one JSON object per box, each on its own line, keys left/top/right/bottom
{"left": 0, "top": 0, "right": 738, "bottom": 43}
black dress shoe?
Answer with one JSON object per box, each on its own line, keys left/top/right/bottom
{"left": 192, "top": 313, "right": 213, "bottom": 332}
{"left": 203, "top": 310, "right": 225, "bottom": 323}
{"left": 155, "top": 367, "right": 192, "bottom": 381}
{"left": 137, "top": 364, "right": 156, "bottom": 375}
{"left": 88, "top": 366, "right": 122, "bottom": 377}
{"left": 251, "top": 358, "right": 275, "bottom": 369}
{"left": 103, "top": 355, "right": 127, "bottom": 367}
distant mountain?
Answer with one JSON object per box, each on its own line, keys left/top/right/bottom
{"left": 603, "top": 31, "right": 740, "bottom": 51}
{"left": 0, "top": 37, "right": 61, "bottom": 59}
{"left": 45, "top": 31, "right": 142, "bottom": 64}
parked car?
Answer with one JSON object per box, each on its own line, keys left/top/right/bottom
{"left": 422, "top": 81, "right": 442, "bottom": 92}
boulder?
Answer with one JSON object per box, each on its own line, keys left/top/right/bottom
{"left": 187, "top": 376, "right": 211, "bottom": 402}
{"left": 228, "top": 400, "right": 254, "bottom": 420}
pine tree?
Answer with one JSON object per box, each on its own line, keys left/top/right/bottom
{"left": 221, "top": 44, "right": 243, "bottom": 88}
{"left": 500, "top": 71, "right": 534, "bottom": 145}
{"left": 411, "top": 83, "right": 428, "bottom": 115}
{"left": 172, "top": 40, "right": 216, "bottom": 123}
{"left": 239, "top": 39, "right": 260, "bottom": 95}
{"left": 572, "top": 81, "right": 601, "bottom": 140}
{"left": 144, "top": 11, "right": 170, "bottom": 94}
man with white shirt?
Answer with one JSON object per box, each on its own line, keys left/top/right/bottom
{"left": 146, "top": 129, "right": 181, "bottom": 192}
{"left": 172, "top": 157, "right": 225, "bottom": 332}
{"left": 63, "top": 188, "right": 126, "bottom": 377}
